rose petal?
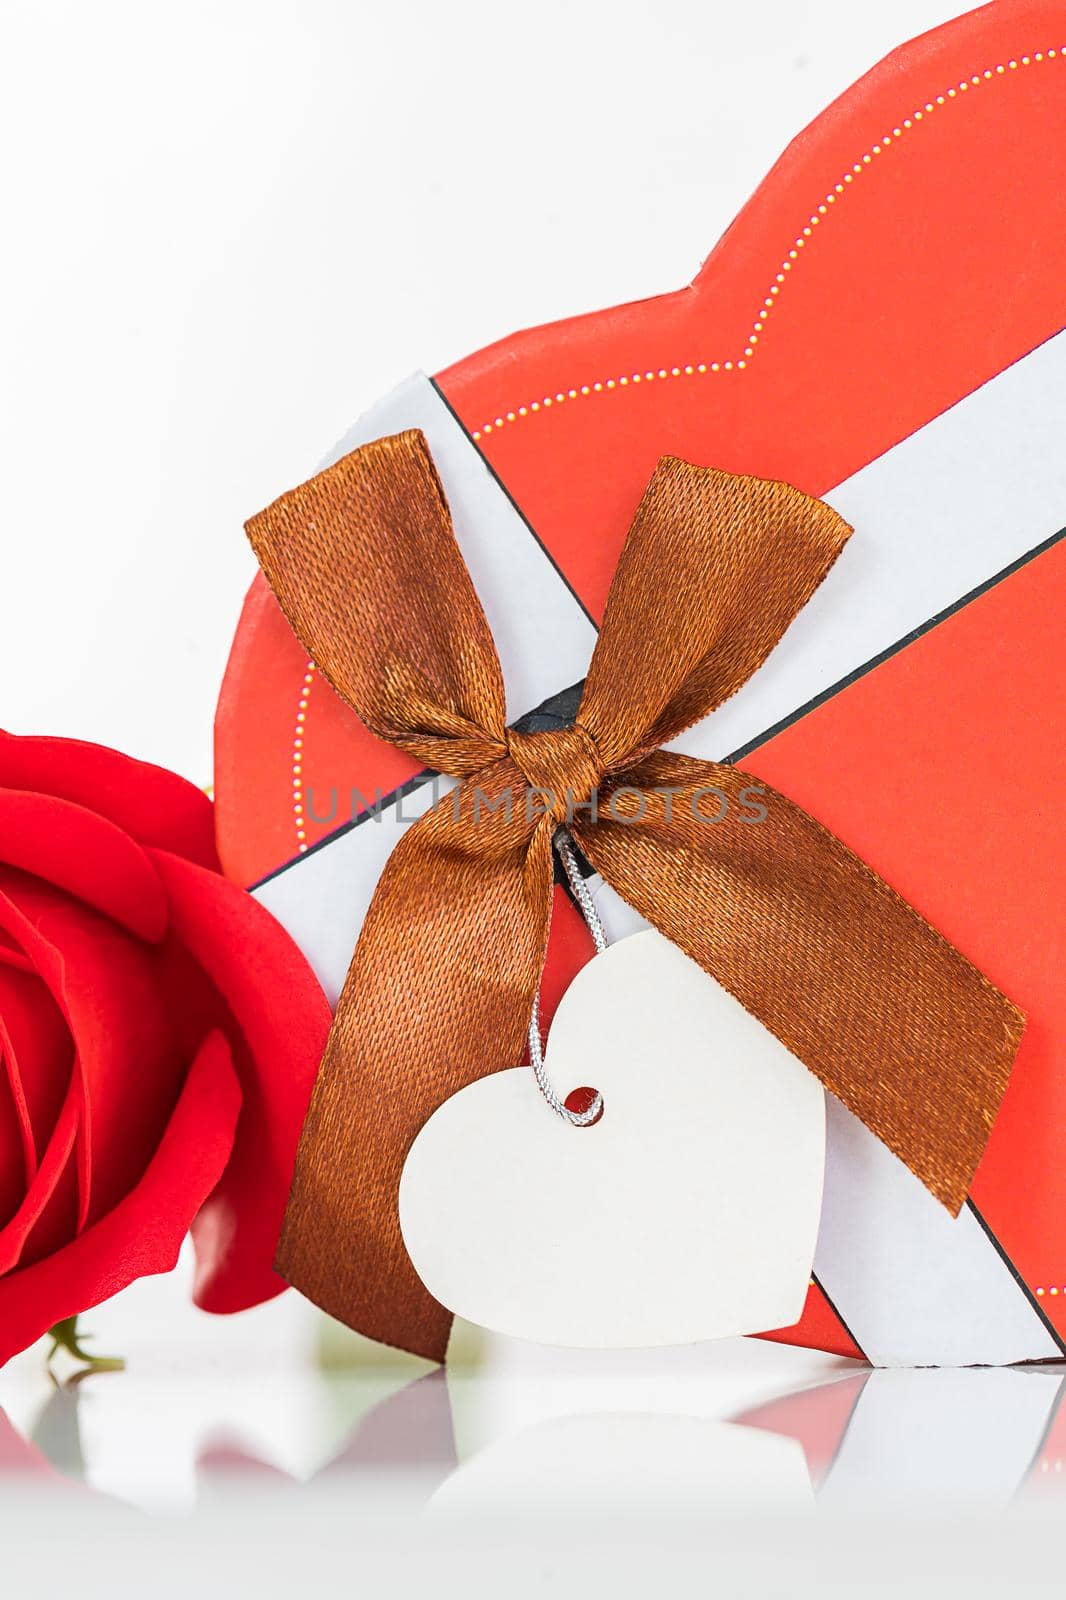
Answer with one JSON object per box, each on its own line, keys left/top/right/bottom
{"left": 0, "top": 1057, "right": 25, "bottom": 1228}
{"left": 0, "top": 1030, "right": 241, "bottom": 1367}
{"left": 149, "top": 850, "right": 330, "bottom": 1312}
{"left": 0, "top": 872, "right": 186, "bottom": 1231}
{"left": 0, "top": 963, "right": 73, "bottom": 1184}
{"left": 0, "top": 732, "right": 218, "bottom": 871}
{"left": 0, "top": 1077, "right": 78, "bottom": 1274}
{"left": 0, "top": 932, "right": 33, "bottom": 973}
{"left": 0, "top": 944, "right": 79, "bottom": 1271}
{"left": 0, "top": 789, "right": 168, "bottom": 941}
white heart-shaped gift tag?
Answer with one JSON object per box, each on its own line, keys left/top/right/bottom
{"left": 399, "top": 929, "right": 825, "bottom": 1349}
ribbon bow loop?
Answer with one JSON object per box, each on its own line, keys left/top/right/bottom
{"left": 577, "top": 456, "right": 855, "bottom": 771}
{"left": 247, "top": 428, "right": 1025, "bottom": 1363}
{"left": 247, "top": 429, "right": 510, "bottom": 780}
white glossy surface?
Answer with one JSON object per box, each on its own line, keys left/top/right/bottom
{"left": 1, "top": 1292, "right": 1065, "bottom": 1597}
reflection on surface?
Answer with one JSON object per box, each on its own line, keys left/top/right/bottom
{"left": 2, "top": 1339, "right": 1065, "bottom": 1520}
{"left": 735, "top": 1368, "right": 1066, "bottom": 1510}
{"left": 198, "top": 1369, "right": 458, "bottom": 1508}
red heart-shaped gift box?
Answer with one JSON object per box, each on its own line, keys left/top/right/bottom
{"left": 216, "top": 0, "right": 1066, "bottom": 1364}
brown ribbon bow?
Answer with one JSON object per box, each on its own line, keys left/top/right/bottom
{"left": 248, "top": 429, "right": 1024, "bottom": 1361}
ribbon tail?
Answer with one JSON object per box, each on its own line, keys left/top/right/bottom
{"left": 276, "top": 761, "right": 553, "bottom": 1361}
{"left": 575, "top": 753, "right": 1025, "bottom": 1215}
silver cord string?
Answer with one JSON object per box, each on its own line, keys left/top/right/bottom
{"left": 527, "top": 828, "right": 606, "bottom": 1127}
{"left": 555, "top": 830, "right": 609, "bottom": 954}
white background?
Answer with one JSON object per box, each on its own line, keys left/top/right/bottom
{"left": 1, "top": 0, "right": 970, "bottom": 785}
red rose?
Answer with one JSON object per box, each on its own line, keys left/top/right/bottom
{"left": 0, "top": 731, "right": 330, "bottom": 1364}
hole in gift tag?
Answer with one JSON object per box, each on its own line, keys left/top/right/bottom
{"left": 564, "top": 1086, "right": 604, "bottom": 1126}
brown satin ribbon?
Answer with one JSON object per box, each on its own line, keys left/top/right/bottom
{"left": 248, "top": 430, "right": 1024, "bottom": 1361}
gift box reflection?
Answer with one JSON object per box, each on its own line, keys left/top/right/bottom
{"left": 196, "top": 1359, "right": 1066, "bottom": 1512}
{"left": 8, "top": 1355, "right": 1062, "bottom": 1515}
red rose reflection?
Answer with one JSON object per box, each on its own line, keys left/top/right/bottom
{"left": 0, "top": 731, "right": 331, "bottom": 1364}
